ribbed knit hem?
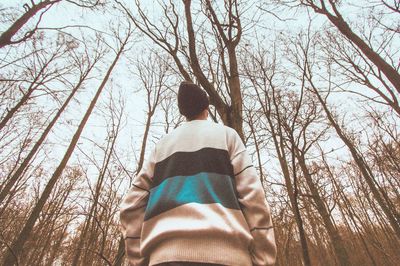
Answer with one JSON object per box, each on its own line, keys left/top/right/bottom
{"left": 148, "top": 236, "right": 252, "bottom": 266}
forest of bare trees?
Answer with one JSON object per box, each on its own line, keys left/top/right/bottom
{"left": 0, "top": 0, "right": 399, "bottom": 265}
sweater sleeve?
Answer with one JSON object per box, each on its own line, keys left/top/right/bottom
{"left": 228, "top": 129, "right": 277, "bottom": 266}
{"left": 119, "top": 148, "right": 156, "bottom": 266}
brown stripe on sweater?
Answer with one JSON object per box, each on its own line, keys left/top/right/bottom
{"left": 153, "top": 147, "right": 233, "bottom": 186}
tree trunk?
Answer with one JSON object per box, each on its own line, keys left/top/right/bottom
{"left": 72, "top": 121, "right": 120, "bottom": 265}
{"left": 0, "top": 87, "right": 34, "bottom": 131}
{"left": 113, "top": 97, "right": 156, "bottom": 265}
{"left": 323, "top": 9, "right": 400, "bottom": 95}
{"left": 248, "top": 111, "right": 264, "bottom": 183}
{"left": 325, "top": 160, "right": 378, "bottom": 266}
{"left": 250, "top": 79, "right": 312, "bottom": 265}
{"left": 0, "top": 0, "right": 61, "bottom": 48}
{"left": 0, "top": 45, "right": 62, "bottom": 132}
{"left": 46, "top": 223, "right": 68, "bottom": 266}
{"left": 269, "top": 124, "right": 312, "bottom": 266}
{"left": 295, "top": 151, "right": 350, "bottom": 266}
{"left": 183, "top": 0, "right": 244, "bottom": 140}
{"left": 113, "top": 237, "right": 125, "bottom": 266}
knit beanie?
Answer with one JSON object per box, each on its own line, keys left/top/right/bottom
{"left": 178, "top": 81, "right": 209, "bottom": 119}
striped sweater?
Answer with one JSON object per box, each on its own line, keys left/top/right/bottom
{"left": 120, "top": 120, "right": 276, "bottom": 266}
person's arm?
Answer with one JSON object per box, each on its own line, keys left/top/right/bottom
{"left": 229, "top": 129, "right": 277, "bottom": 266}
{"left": 119, "top": 148, "right": 156, "bottom": 266}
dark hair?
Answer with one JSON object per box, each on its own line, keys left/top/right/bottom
{"left": 177, "top": 81, "right": 209, "bottom": 119}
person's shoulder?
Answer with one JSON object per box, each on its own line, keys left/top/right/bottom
{"left": 206, "top": 120, "right": 226, "bottom": 129}
{"left": 201, "top": 120, "right": 230, "bottom": 130}
{"left": 201, "top": 121, "right": 237, "bottom": 137}
{"left": 156, "top": 125, "right": 181, "bottom": 144}
{"left": 155, "top": 121, "right": 197, "bottom": 146}
{"left": 208, "top": 122, "right": 243, "bottom": 150}
{"left": 219, "top": 123, "right": 240, "bottom": 138}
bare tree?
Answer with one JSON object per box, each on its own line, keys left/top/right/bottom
{"left": 113, "top": 51, "right": 171, "bottom": 265}
{"left": 71, "top": 92, "right": 126, "bottom": 266}
{"left": 2, "top": 27, "right": 132, "bottom": 265}
{"left": 291, "top": 25, "right": 400, "bottom": 239}
{"left": 0, "top": 40, "right": 72, "bottom": 132}
{"left": 117, "top": 0, "right": 247, "bottom": 139}
{"left": 0, "top": 0, "right": 103, "bottom": 48}
{"left": 0, "top": 36, "right": 105, "bottom": 205}
{"left": 24, "top": 166, "right": 82, "bottom": 265}
{"left": 293, "top": 0, "right": 400, "bottom": 95}
{"left": 0, "top": 0, "right": 61, "bottom": 48}
{"left": 242, "top": 45, "right": 312, "bottom": 265}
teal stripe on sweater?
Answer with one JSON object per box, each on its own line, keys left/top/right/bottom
{"left": 144, "top": 172, "right": 240, "bottom": 221}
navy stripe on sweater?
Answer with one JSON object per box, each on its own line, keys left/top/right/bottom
{"left": 153, "top": 148, "right": 233, "bottom": 187}
{"left": 144, "top": 172, "right": 240, "bottom": 221}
